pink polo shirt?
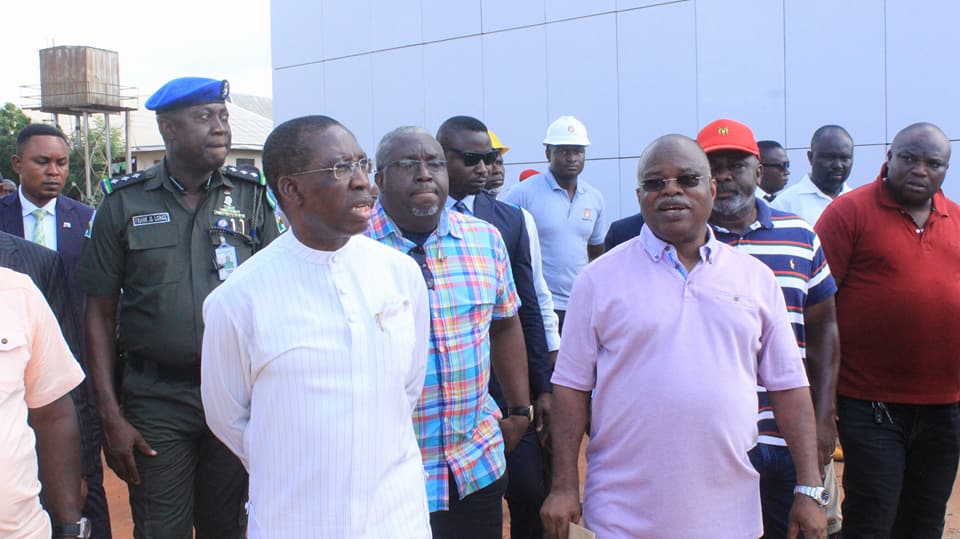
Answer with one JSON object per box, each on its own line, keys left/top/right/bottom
{"left": 0, "top": 268, "right": 84, "bottom": 538}
{"left": 553, "top": 225, "right": 808, "bottom": 539}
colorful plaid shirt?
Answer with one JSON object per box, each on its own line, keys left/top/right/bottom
{"left": 367, "top": 201, "right": 519, "bottom": 511}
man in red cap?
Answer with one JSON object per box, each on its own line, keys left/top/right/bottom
{"left": 698, "top": 118, "right": 842, "bottom": 538}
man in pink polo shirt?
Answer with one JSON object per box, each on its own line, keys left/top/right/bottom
{"left": 541, "top": 135, "right": 826, "bottom": 539}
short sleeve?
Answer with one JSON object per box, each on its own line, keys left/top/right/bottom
{"left": 75, "top": 197, "right": 125, "bottom": 299}
{"left": 551, "top": 271, "right": 599, "bottom": 392}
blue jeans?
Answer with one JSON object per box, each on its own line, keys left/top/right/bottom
{"left": 749, "top": 443, "right": 796, "bottom": 539}
{"left": 838, "top": 396, "right": 960, "bottom": 538}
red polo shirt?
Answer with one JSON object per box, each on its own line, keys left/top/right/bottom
{"left": 816, "top": 173, "right": 960, "bottom": 404}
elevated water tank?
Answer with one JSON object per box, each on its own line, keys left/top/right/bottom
{"left": 39, "top": 46, "right": 124, "bottom": 112}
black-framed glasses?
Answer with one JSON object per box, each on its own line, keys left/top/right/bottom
{"left": 761, "top": 161, "right": 790, "bottom": 172}
{"left": 445, "top": 148, "right": 500, "bottom": 167}
{"left": 288, "top": 158, "right": 374, "bottom": 181}
{"left": 381, "top": 159, "right": 447, "bottom": 173}
{"left": 407, "top": 245, "right": 435, "bottom": 290}
{"left": 638, "top": 175, "right": 704, "bottom": 193}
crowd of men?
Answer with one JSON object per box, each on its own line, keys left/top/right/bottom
{"left": 2, "top": 75, "right": 957, "bottom": 539}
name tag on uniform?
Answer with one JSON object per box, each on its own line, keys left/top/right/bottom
{"left": 132, "top": 213, "right": 171, "bottom": 227}
{"left": 215, "top": 240, "right": 239, "bottom": 281}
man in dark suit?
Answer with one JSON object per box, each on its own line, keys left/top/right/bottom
{"left": 604, "top": 211, "right": 644, "bottom": 251}
{"left": 437, "top": 115, "right": 553, "bottom": 539}
{"left": 2, "top": 124, "right": 109, "bottom": 538}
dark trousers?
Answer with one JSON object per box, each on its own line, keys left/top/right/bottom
{"left": 749, "top": 443, "right": 796, "bottom": 539}
{"left": 505, "top": 428, "right": 547, "bottom": 539}
{"left": 122, "top": 364, "right": 248, "bottom": 539}
{"left": 838, "top": 396, "right": 960, "bottom": 539}
{"left": 555, "top": 310, "right": 565, "bottom": 335}
{"left": 430, "top": 471, "right": 507, "bottom": 539}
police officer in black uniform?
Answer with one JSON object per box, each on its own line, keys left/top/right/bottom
{"left": 76, "top": 77, "right": 282, "bottom": 538}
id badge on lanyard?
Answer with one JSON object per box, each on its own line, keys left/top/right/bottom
{"left": 215, "top": 236, "right": 239, "bottom": 281}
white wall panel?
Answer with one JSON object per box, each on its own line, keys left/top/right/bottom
{"left": 545, "top": 0, "right": 616, "bottom": 23}
{"left": 581, "top": 159, "right": 620, "bottom": 232}
{"left": 784, "top": 0, "right": 885, "bottom": 148}
{"left": 617, "top": 2, "right": 698, "bottom": 157}
{"left": 323, "top": 56, "right": 375, "bottom": 151}
{"left": 422, "top": 0, "right": 482, "bottom": 43}
{"left": 371, "top": 0, "right": 422, "bottom": 51}
{"left": 618, "top": 157, "right": 642, "bottom": 220}
{"left": 481, "top": 0, "right": 544, "bottom": 32}
{"left": 545, "top": 14, "right": 620, "bottom": 159}
{"left": 695, "top": 0, "right": 785, "bottom": 137}
{"left": 885, "top": 0, "right": 960, "bottom": 139}
{"left": 482, "top": 27, "right": 549, "bottom": 164}
{"left": 370, "top": 47, "right": 426, "bottom": 151}
{"left": 321, "top": 0, "right": 373, "bottom": 60}
{"left": 845, "top": 145, "right": 886, "bottom": 191}
{"left": 618, "top": 0, "right": 685, "bottom": 11}
{"left": 271, "top": 0, "right": 324, "bottom": 68}
{"left": 424, "top": 36, "right": 484, "bottom": 132}
{"left": 272, "top": 63, "right": 326, "bottom": 125}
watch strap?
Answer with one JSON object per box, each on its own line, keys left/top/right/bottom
{"left": 507, "top": 405, "right": 534, "bottom": 421}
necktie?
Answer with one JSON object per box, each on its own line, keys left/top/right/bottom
{"left": 31, "top": 208, "right": 47, "bottom": 247}
{"left": 453, "top": 200, "right": 468, "bottom": 214}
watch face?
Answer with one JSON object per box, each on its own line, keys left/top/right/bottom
{"left": 819, "top": 489, "right": 831, "bottom": 505}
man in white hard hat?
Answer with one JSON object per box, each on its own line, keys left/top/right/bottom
{"left": 501, "top": 116, "right": 607, "bottom": 331}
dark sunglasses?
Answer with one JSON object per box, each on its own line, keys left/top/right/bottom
{"left": 638, "top": 175, "right": 704, "bottom": 193}
{"left": 761, "top": 162, "right": 790, "bottom": 172}
{"left": 407, "top": 245, "right": 435, "bottom": 290}
{"left": 446, "top": 148, "right": 500, "bottom": 167}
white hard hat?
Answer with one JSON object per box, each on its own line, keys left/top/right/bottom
{"left": 542, "top": 115, "right": 590, "bottom": 146}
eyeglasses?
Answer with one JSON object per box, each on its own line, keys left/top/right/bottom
{"left": 381, "top": 159, "right": 447, "bottom": 173}
{"left": 638, "top": 175, "right": 704, "bottom": 193}
{"left": 445, "top": 148, "right": 500, "bottom": 167}
{"left": 407, "top": 245, "right": 435, "bottom": 290}
{"left": 288, "top": 158, "right": 374, "bottom": 181}
{"left": 761, "top": 161, "right": 790, "bottom": 172}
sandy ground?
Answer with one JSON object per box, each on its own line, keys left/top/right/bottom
{"left": 102, "top": 453, "right": 960, "bottom": 538}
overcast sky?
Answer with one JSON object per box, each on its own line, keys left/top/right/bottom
{"left": 3, "top": 0, "right": 273, "bottom": 108}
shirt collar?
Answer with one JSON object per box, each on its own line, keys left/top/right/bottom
{"left": 544, "top": 169, "right": 584, "bottom": 195}
{"left": 710, "top": 199, "right": 773, "bottom": 236}
{"left": 368, "top": 199, "right": 462, "bottom": 246}
{"left": 445, "top": 193, "right": 476, "bottom": 214}
{"left": 796, "top": 173, "right": 851, "bottom": 199}
{"left": 639, "top": 222, "right": 717, "bottom": 264}
{"left": 874, "top": 163, "right": 950, "bottom": 219}
{"left": 19, "top": 187, "right": 56, "bottom": 217}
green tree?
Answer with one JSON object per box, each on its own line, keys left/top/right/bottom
{"left": 0, "top": 102, "right": 31, "bottom": 181}
{"left": 67, "top": 116, "right": 125, "bottom": 205}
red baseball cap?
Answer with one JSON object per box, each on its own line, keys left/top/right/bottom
{"left": 697, "top": 119, "right": 760, "bottom": 158}
{"left": 519, "top": 169, "right": 540, "bottom": 182}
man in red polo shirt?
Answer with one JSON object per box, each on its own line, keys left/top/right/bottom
{"left": 815, "top": 122, "right": 959, "bottom": 538}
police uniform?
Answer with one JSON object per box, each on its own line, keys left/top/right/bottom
{"left": 74, "top": 77, "right": 282, "bottom": 538}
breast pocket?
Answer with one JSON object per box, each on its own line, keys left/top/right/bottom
{"left": 0, "top": 331, "right": 28, "bottom": 396}
{"left": 127, "top": 221, "right": 183, "bottom": 284}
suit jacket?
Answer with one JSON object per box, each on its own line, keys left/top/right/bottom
{"left": 604, "top": 212, "right": 645, "bottom": 251}
{"left": 0, "top": 192, "right": 94, "bottom": 321}
{"left": 472, "top": 192, "right": 552, "bottom": 408}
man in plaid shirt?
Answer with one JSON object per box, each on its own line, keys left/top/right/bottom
{"left": 368, "top": 126, "right": 532, "bottom": 539}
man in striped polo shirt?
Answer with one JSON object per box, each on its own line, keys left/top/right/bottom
{"left": 698, "top": 119, "right": 842, "bottom": 538}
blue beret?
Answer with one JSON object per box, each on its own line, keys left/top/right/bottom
{"left": 145, "top": 77, "right": 230, "bottom": 112}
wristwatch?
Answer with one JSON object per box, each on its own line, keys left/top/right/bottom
{"left": 793, "top": 485, "right": 830, "bottom": 507}
{"left": 52, "top": 517, "right": 91, "bottom": 538}
{"left": 507, "top": 404, "right": 534, "bottom": 422}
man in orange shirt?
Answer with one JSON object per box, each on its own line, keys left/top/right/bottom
{"left": 0, "top": 267, "right": 87, "bottom": 538}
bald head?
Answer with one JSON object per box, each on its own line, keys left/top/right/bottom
{"left": 891, "top": 122, "right": 951, "bottom": 160}
{"left": 636, "top": 135, "right": 711, "bottom": 181}
{"left": 885, "top": 122, "right": 951, "bottom": 209}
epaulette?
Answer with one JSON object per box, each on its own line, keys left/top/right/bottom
{"left": 222, "top": 165, "right": 266, "bottom": 187}
{"left": 222, "top": 165, "right": 275, "bottom": 210}
{"left": 100, "top": 172, "right": 149, "bottom": 196}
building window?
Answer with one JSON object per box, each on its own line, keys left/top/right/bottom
{"left": 236, "top": 158, "right": 255, "bottom": 168}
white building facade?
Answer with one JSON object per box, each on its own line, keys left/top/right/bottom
{"left": 271, "top": 0, "right": 960, "bottom": 222}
